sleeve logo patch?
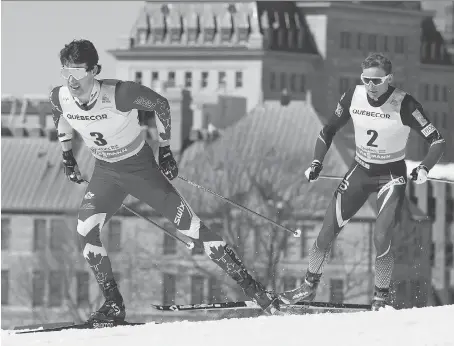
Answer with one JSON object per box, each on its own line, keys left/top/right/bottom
{"left": 133, "top": 96, "right": 156, "bottom": 110}
{"left": 421, "top": 123, "right": 436, "bottom": 137}
{"left": 412, "top": 109, "right": 428, "bottom": 127}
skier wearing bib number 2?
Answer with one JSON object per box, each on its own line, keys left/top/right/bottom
{"left": 279, "top": 53, "right": 446, "bottom": 310}
{"left": 49, "top": 39, "right": 280, "bottom": 323}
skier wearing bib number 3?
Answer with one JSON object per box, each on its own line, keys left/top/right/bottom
{"left": 279, "top": 53, "right": 446, "bottom": 310}
{"left": 49, "top": 39, "right": 280, "bottom": 323}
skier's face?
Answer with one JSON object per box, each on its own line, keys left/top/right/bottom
{"left": 361, "top": 67, "right": 392, "bottom": 100}
{"left": 61, "top": 62, "right": 97, "bottom": 100}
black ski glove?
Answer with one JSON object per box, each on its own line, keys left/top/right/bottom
{"left": 62, "top": 150, "right": 83, "bottom": 184}
{"left": 159, "top": 145, "right": 178, "bottom": 180}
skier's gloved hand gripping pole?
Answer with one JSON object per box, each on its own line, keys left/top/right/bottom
{"left": 177, "top": 176, "right": 301, "bottom": 237}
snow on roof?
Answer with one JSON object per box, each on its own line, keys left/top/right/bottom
{"left": 406, "top": 160, "right": 454, "bottom": 182}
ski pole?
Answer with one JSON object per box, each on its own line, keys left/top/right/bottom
{"left": 319, "top": 174, "right": 454, "bottom": 184}
{"left": 81, "top": 179, "right": 194, "bottom": 249}
{"left": 177, "top": 176, "right": 301, "bottom": 237}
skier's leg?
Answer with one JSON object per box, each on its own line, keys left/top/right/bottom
{"left": 77, "top": 163, "right": 128, "bottom": 321}
{"left": 371, "top": 171, "right": 407, "bottom": 310}
{"left": 280, "top": 163, "right": 372, "bottom": 304}
{"left": 124, "top": 144, "right": 280, "bottom": 314}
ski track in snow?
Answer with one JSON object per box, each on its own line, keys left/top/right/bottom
{"left": 2, "top": 305, "right": 454, "bottom": 346}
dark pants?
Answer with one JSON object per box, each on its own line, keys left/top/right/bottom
{"left": 316, "top": 159, "right": 407, "bottom": 257}
{"left": 306, "top": 159, "right": 407, "bottom": 292}
{"left": 76, "top": 143, "right": 221, "bottom": 288}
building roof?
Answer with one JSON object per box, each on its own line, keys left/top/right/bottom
{"left": 1, "top": 138, "right": 92, "bottom": 213}
{"left": 110, "top": 1, "right": 319, "bottom": 56}
{"left": 176, "top": 99, "right": 377, "bottom": 220}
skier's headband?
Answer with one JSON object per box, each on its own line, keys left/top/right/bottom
{"left": 360, "top": 74, "right": 390, "bottom": 86}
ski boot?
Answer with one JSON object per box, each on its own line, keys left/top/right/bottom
{"left": 278, "top": 271, "right": 321, "bottom": 305}
{"left": 371, "top": 286, "right": 394, "bottom": 311}
{"left": 88, "top": 279, "right": 126, "bottom": 322}
{"left": 239, "top": 276, "right": 281, "bottom": 315}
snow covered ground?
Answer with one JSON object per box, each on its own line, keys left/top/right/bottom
{"left": 2, "top": 305, "right": 454, "bottom": 346}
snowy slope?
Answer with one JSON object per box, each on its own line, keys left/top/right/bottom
{"left": 2, "top": 305, "right": 454, "bottom": 346}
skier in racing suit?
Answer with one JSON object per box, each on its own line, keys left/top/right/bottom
{"left": 279, "top": 53, "right": 446, "bottom": 310}
{"left": 50, "top": 39, "right": 280, "bottom": 322}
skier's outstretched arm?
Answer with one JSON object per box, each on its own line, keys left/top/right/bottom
{"left": 307, "top": 88, "right": 354, "bottom": 181}
{"left": 400, "top": 95, "right": 446, "bottom": 184}
{"left": 49, "top": 86, "right": 83, "bottom": 183}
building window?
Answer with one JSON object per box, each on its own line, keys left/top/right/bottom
{"left": 289, "top": 74, "right": 297, "bottom": 92}
{"left": 430, "top": 242, "right": 435, "bottom": 266}
{"left": 432, "top": 111, "right": 438, "bottom": 128}
{"left": 235, "top": 71, "right": 243, "bottom": 88}
{"left": 280, "top": 72, "right": 287, "bottom": 91}
{"left": 442, "top": 112, "right": 448, "bottom": 129}
{"left": 151, "top": 72, "right": 159, "bottom": 82}
{"left": 339, "top": 77, "right": 349, "bottom": 95}
{"left": 201, "top": 72, "right": 209, "bottom": 88}
{"left": 162, "top": 273, "right": 176, "bottom": 305}
{"left": 76, "top": 271, "right": 89, "bottom": 306}
{"left": 283, "top": 276, "right": 297, "bottom": 291}
{"left": 368, "top": 34, "right": 377, "bottom": 51}
{"left": 299, "top": 74, "right": 306, "bottom": 92}
{"left": 423, "top": 84, "right": 430, "bottom": 101}
{"left": 395, "top": 36, "right": 405, "bottom": 54}
{"left": 446, "top": 242, "right": 453, "bottom": 267}
{"left": 430, "top": 42, "right": 437, "bottom": 60}
{"left": 163, "top": 232, "right": 177, "bottom": 255}
{"left": 329, "top": 279, "right": 344, "bottom": 303}
{"left": 107, "top": 219, "right": 122, "bottom": 253}
{"left": 433, "top": 85, "right": 439, "bottom": 102}
{"left": 446, "top": 185, "right": 453, "bottom": 223}
{"left": 191, "top": 275, "right": 205, "bottom": 304}
{"left": 427, "top": 182, "right": 436, "bottom": 219}
{"left": 409, "top": 181, "right": 418, "bottom": 204}
{"left": 340, "top": 32, "right": 351, "bottom": 49}
{"left": 383, "top": 35, "right": 389, "bottom": 52}
{"left": 1, "top": 270, "right": 9, "bottom": 305}
{"left": 48, "top": 271, "right": 63, "bottom": 307}
{"left": 208, "top": 277, "right": 222, "bottom": 303}
{"left": 33, "top": 219, "right": 47, "bottom": 252}
{"left": 218, "top": 71, "right": 226, "bottom": 88}
{"left": 184, "top": 72, "right": 192, "bottom": 88}
{"left": 442, "top": 86, "right": 448, "bottom": 102}
{"left": 300, "top": 224, "right": 313, "bottom": 258}
{"left": 421, "top": 41, "right": 428, "bottom": 60}
{"left": 167, "top": 71, "right": 176, "bottom": 87}
{"left": 357, "top": 33, "right": 363, "bottom": 50}
{"left": 50, "top": 219, "right": 66, "bottom": 251}
{"left": 32, "top": 270, "right": 46, "bottom": 307}
{"left": 1, "top": 218, "right": 11, "bottom": 250}
{"left": 135, "top": 71, "right": 142, "bottom": 84}
{"left": 330, "top": 240, "right": 339, "bottom": 259}
{"left": 270, "top": 72, "right": 276, "bottom": 91}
